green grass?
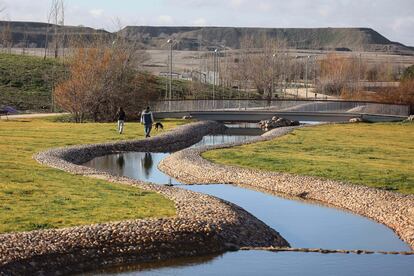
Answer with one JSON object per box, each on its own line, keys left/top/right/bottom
{"left": 203, "top": 122, "right": 414, "bottom": 194}
{"left": 0, "top": 53, "right": 64, "bottom": 111}
{"left": 0, "top": 117, "right": 186, "bottom": 233}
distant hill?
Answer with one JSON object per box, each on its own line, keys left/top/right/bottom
{"left": 119, "top": 26, "right": 413, "bottom": 54}
{"left": 0, "top": 21, "right": 111, "bottom": 48}
{"left": 0, "top": 21, "right": 412, "bottom": 54}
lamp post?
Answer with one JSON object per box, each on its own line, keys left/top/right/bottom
{"left": 213, "top": 49, "right": 218, "bottom": 106}
{"left": 167, "top": 39, "right": 173, "bottom": 109}
{"left": 284, "top": 52, "right": 288, "bottom": 98}
{"left": 358, "top": 53, "right": 362, "bottom": 90}
{"left": 272, "top": 53, "right": 276, "bottom": 99}
{"left": 305, "top": 55, "right": 310, "bottom": 99}
{"left": 295, "top": 56, "right": 299, "bottom": 98}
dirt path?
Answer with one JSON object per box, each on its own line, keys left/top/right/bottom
{"left": 0, "top": 113, "right": 68, "bottom": 120}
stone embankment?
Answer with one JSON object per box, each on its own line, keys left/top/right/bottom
{"left": 240, "top": 247, "right": 414, "bottom": 255}
{"left": 159, "top": 126, "right": 414, "bottom": 250}
{"left": 259, "top": 116, "right": 300, "bottom": 130}
{"left": 0, "top": 121, "right": 289, "bottom": 275}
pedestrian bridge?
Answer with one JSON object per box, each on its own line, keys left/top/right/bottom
{"left": 152, "top": 99, "right": 410, "bottom": 123}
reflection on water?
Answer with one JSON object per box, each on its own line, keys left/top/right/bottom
{"left": 91, "top": 253, "right": 221, "bottom": 275}
{"left": 84, "top": 151, "right": 411, "bottom": 250}
{"left": 116, "top": 155, "right": 125, "bottom": 169}
{"left": 85, "top": 152, "right": 175, "bottom": 184}
{"left": 185, "top": 185, "right": 410, "bottom": 251}
{"left": 83, "top": 125, "right": 413, "bottom": 276}
{"left": 141, "top": 152, "right": 153, "bottom": 178}
{"left": 90, "top": 251, "right": 414, "bottom": 276}
{"left": 84, "top": 129, "right": 262, "bottom": 185}
{"left": 224, "top": 122, "right": 261, "bottom": 128}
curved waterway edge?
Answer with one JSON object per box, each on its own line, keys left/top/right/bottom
{"left": 159, "top": 124, "right": 414, "bottom": 251}
{"left": 87, "top": 122, "right": 414, "bottom": 275}
{"left": 0, "top": 121, "right": 288, "bottom": 275}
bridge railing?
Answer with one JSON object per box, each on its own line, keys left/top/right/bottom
{"left": 152, "top": 99, "right": 410, "bottom": 116}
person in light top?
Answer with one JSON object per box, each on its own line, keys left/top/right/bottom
{"left": 140, "top": 106, "right": 154, "bottom": 138}
{"left": 115, "top": 107, "right": 126, "bottom": 134}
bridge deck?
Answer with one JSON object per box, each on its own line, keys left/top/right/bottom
{"left": 154, "top": 111, "right": 407, "bottom": 123}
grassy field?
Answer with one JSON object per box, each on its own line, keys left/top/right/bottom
{"left": 0, "top": 117, "right": 186, "bottom": 233}
{"left": 203, "top": 122, "right": 414, "bottom": 194}
{"left": 0, "top": 53, "right": 65, "bottom": 111}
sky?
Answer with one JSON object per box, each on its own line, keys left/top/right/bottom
{"left": 1, "top": 0, "right": 414, "bottom": 46}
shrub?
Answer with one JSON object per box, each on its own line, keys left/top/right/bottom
{"left": 54, "top": 43, "right": 157, "bottom": 122}
{"left": 402, "top": 65, "right": 414, "bottom": 81}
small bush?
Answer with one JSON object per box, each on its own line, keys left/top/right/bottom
{"left": 402, "top": 65, "right": 414, "bottom": 81}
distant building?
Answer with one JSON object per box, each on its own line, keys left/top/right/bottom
{"left": 205, "top": 71, "right": 220, "bottom": 85}
{"left": 159, "top": 72, "right": 181, "bottom": 79}
{"left": 181, "top": 72, "right": 192, "bottom": 81}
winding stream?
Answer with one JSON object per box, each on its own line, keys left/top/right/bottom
{"left": 83, "top": 123, "right": 413, "bottom": 275}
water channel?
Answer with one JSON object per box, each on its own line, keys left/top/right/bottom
{"left": 83, "top": 123, "right": 413, "bottom": 275}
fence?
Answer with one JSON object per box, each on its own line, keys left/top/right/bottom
{"left": 152, "top": 99, "right": 410, "bottom": 117}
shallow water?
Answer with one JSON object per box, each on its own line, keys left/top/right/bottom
{"left": 186, "top": 184, "right": 409, "bottom": 251}
{"left": 83, "top": 125, "right": 413, "bottom": 275}
{"left": 84, "top": 127, "right": 262, "bottom": 185}
{"left": 90, "top": 251, "right": 414, "bottom": 276}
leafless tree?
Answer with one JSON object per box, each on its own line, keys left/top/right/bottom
{"left": 21, "top": 24, "right": 28, "bottom": 55}
{"left": 222, "top": 35, "right": 290, "bottom": 99}
{"left": 54, "top": 28, "right": 152, "bottom": 122}
{"left": 317, "top": 54, "right": 361, "bottom": 96}
{"left": 1, "top": 20, "right": 12, "bottom": 53}
{"left": 44, "top": 0, "right": 65, "bottom": 59}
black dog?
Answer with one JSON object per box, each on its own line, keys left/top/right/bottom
{"left": 154, "top": 122, "right": 164, "bottom": 131}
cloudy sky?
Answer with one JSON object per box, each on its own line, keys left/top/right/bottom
{"left": 2, "top": 0, "right": 414, "bottom": 46}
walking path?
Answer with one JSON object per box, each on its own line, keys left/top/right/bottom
{"left": 0, "top": 112, "right": 68, "bottom": 120}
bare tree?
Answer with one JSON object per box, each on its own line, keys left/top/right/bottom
{"left": 317, "top": 54, "right": 361, "bottom": 97}
{"left": 54, "top": 30, "right": 152, "bottom": 122}
{"left": 44, "top": 0, "right": 65, "bottom": 59}
{"left": 1, "top": 20, "right": 12, "bottom": 53}
{"left": 223, "top": 35, "right": 290, "bottom": 99}
{"left": 249, "top": 37, "right": 289, "bottom": 99}
{"left": 21, "top": 24, "right": 28, "bottom": 55}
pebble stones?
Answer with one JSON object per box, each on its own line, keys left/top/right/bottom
{"left": 159, "top": 125, "right": 414, "bottom": 252}
{"left": 0, "top": 121, "right": 288, "bottom": 275}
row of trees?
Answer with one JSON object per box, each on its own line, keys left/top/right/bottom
{"left": 53, "top": 32, "right": 413, "bottom": 121}
{"left": 201, "top": 35, "right": 408, "bottom": 100}
{"left": 215, "top": 36, "right": 293, "bottom": 99}
{"left": 341, "top": 65, "right": 414, "bottom": 109}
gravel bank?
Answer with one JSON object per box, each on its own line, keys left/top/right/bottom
{"left": 159, "top": 125, "right": 414, "bottom": 250}
{"left": 0, "top": 121, "right": 288, "bottom": 275}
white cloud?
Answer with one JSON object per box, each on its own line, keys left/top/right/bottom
{"left": 317, "top": 5, "right": 330, "bottom": 17}
{"left": 89, "top": 9, "right": 104, "bottom": 18}
{"left": 230, "top": 0, "right": 245, "bottom": 9}
{"left": 157, "top": 15, "right": 174, "bottom": 25}
{"left": 1, "top": 0, "right": 414, "bottom": 45}
{"left": 193, "top": 17, "right": 207, "bottom": 26}
{"left": 392, "top": 16, "right": 414, "bottom": 32}
{"left": 257, "top": 2, "right": 272, "bottom": 12}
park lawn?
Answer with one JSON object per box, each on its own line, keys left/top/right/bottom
{"left": 203, "top": 122, "right": 414, "bottom": 194}
{"left": 0, "top": 117, "right": 186, "bottom": 233}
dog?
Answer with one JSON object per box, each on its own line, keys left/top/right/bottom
{"left": 154, "top": 122, "right": 164, "bottom": 131}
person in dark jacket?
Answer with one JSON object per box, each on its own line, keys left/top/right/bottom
{"left": 140, "top": 106, "right": 154, "bottom": 138}
{"left": 116, "top": 107, "right": 126, "bottom": 134}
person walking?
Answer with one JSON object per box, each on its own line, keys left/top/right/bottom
{"left": 116, "top": 107, "right": 126, "bottom": 134}
{"left": 140, "top": 106, "right": 154, "bottom": 138}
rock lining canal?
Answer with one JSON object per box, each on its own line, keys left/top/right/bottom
{"left": 83, "top": 123, "right": 414, "bottom": 275}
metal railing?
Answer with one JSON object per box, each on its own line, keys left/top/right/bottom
{"left": 152, "top": 99, "right": 410, "bottom": 116}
